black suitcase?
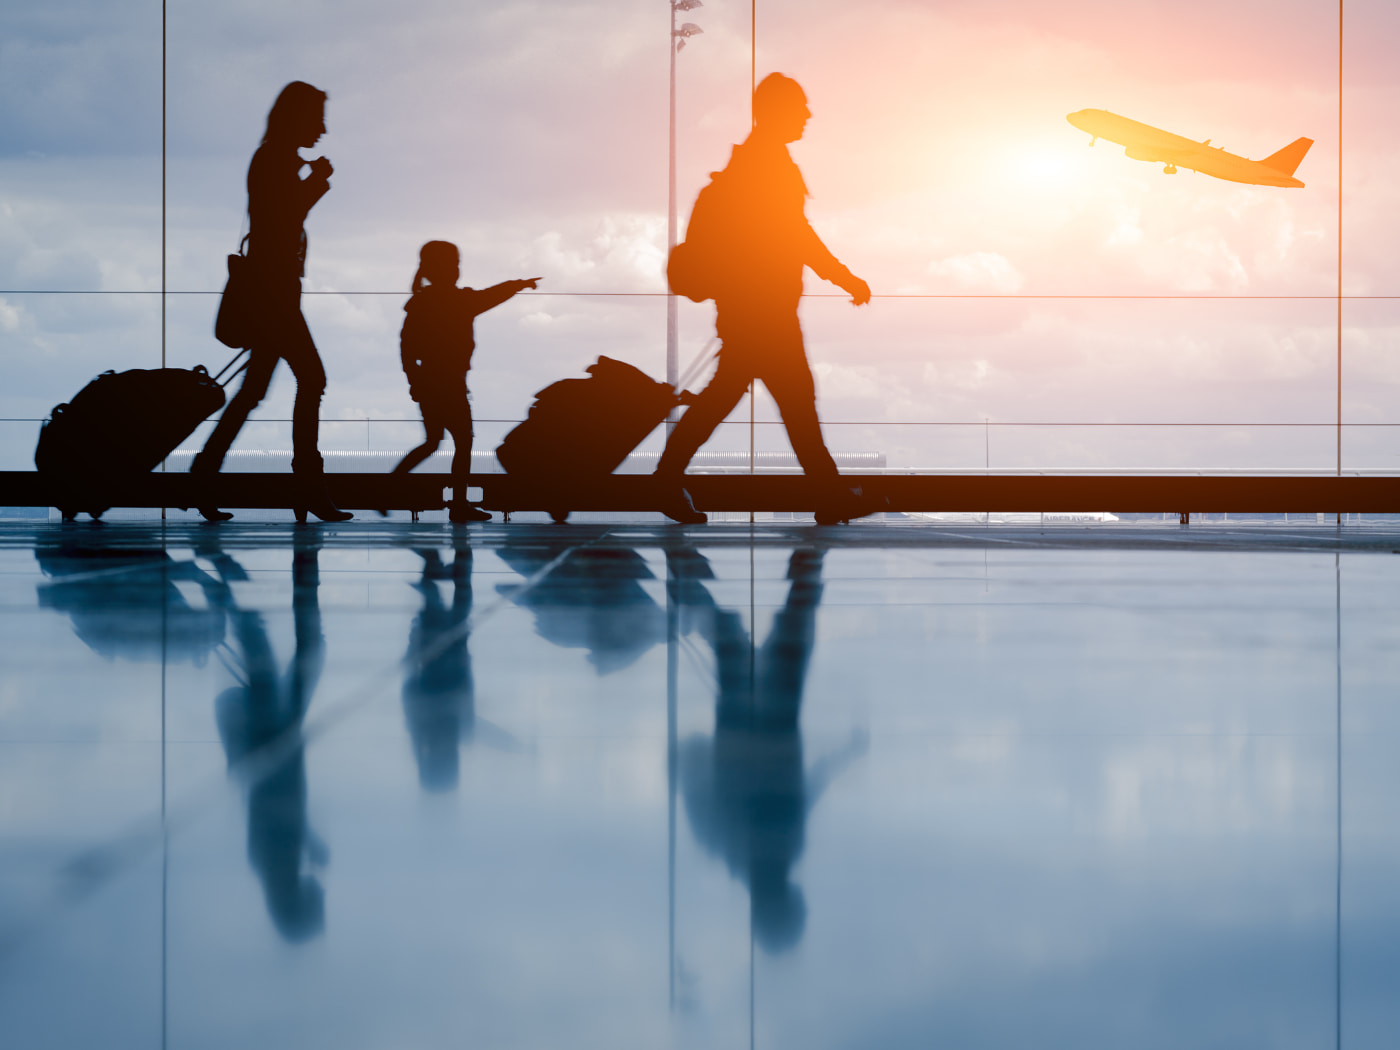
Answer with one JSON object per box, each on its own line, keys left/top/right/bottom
{"left": 496, "top": 356, "right": 679, "bottom": 482}
{"left": 35, "top": 353, "right": 247, "bottom": 521}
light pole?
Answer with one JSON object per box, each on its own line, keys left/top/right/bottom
{"left": 668, "top": 1, "right": 703, "bottom": 429}
{"left": 666, "top": 5, "right": 701, "bottom": 1000}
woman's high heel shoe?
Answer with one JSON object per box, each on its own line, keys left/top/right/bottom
{"left": 198, "top": 506, "right": 234, "bottom": 523}
{"left": 293, "top": 499, "right": 353, "bottom": 523}
{"left": 291, "top": 468, "right": 353, "bottom": 523}
{"left": 292, "top": 481, "right": 352, "bottom": 522}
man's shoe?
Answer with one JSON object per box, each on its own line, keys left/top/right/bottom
{"left": 814, "top": 485, "right": 886, "bottom": 526}
{"left": 188, "top": 466, "right": 232, "bottom": 521}
{"left": 449, "top": 503, "right": 492, "bottom": 523}
{"left": 660, "top": 486, "right": 706, "bottom": 525}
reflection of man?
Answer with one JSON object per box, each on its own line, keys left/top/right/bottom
{"left": 402, "top": 547, "right": 474, "bottom": 792}
{"left": 213, "top": 532, "right": 328, "bottom": 942}
{"left": 673, "top": 546, "right": 865, "bottom": 953}
{"left": 658, "top": 73, "right": 871, "bottom": 525}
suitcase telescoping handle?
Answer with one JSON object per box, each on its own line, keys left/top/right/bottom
{"left": 678, "top": 337, "right": 719, "bottom": 394}
{"left": 211, "top": 348, "right": 252, "bottom": 388}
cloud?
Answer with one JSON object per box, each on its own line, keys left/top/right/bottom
{"left": 0, "top": 1, "right": 163, "bottom": 158}
{"left": 927, "top": 252, "right": 1026, "bottom": 294}
{"left": 526, "top": 214, "right": 666, "bottom": 292}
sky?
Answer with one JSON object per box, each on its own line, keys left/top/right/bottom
{"left": 2, "top": 0, "right": 1398, "bottom": 472}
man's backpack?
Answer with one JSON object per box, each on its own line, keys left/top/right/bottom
{"left": 667, "top": 170, "right": 735, "bottom": 303}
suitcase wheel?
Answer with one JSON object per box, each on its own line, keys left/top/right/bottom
{"left": 550, "top": 509, "right": 570, "bottom": 524}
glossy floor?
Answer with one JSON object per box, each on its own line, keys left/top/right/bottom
{"left": 1, "top": 521, "right": 1397, "bottom": 1049}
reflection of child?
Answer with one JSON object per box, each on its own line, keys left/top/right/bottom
{"left": 391, "top": 240, "right": 539, "bottom": 522}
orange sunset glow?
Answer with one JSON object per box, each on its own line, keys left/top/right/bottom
{"left": 2, "top": 0, "right": 1396, "bottom": 476}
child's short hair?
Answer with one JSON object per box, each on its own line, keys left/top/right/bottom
{"left": 412, "top": 240, "right": 460, "bottom": 292}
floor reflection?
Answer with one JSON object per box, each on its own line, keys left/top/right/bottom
{"left": 36, "top": 537, "right": 227, "bottom": 664}
{"left": 402, "top": 546, "right": 475, "bottom": 793}
{"left": 212, "top": 532, "right": 327, "bottom": 942}
{"left": 496, "top": 536, "right": 666, "bottom": 674}
{"left": 670, "top": 545, "right": 866, "bottom": 953}
{"left": 8, "top": 522, "right": 1399, "bottom": 1048}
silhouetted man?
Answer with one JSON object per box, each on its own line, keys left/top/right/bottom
{"left": 672, "top": 545, "right": 866, "bottom": 952}
{"left": 658, "top": 74, "right": 871, "bottom": 525}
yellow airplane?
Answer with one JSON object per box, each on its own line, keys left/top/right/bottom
{"left": 1067, "top": 109, "right": 1313, "bottom": 188}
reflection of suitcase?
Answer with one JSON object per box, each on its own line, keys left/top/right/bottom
{"left": 35, "top": 352, "right": 248, "bottom": 520}
{"left": 496, "top": 356, "right": 678, "bottom": 480}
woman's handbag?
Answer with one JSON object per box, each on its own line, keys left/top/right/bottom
{"left": 214, "top": 235, "right": 255, "bottom": 349}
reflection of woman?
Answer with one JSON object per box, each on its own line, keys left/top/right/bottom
{"left": 193, "top": 81, "right": 351, "bottom": 523}
{"left": 213, "top": 533, "right": 328, "bottom": 942}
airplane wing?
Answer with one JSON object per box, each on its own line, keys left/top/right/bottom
{"left": 1170, "top": 141, "right": 1308, "bottom": 187}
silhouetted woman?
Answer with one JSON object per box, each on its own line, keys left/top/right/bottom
{"left": 193, "top": 81, "right": 351, "bottom": 522}
{"left": 391, "top": 240, "right": 538, "bottom": 522}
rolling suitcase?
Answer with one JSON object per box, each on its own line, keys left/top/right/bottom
{"left": 35, "top": 351, "right": 249, "bottom": 521}
{"left": 496, "top": 356, "right": 679, "bottom": 520}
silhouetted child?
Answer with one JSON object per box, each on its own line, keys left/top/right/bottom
{"left": 391, "top": 240, "right": 539, "bottom": 522}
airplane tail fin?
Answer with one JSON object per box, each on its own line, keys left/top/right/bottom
{"left": 1262, "top": 137, "right": 1313, "bottom": 177}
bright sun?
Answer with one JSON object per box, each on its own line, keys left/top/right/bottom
{"left": 1017, "top": 148, "right": 1079, "bottom": 188}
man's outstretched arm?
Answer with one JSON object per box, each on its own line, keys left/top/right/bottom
{"left": 802, "top": 227, "right": 870, "bottom": 305}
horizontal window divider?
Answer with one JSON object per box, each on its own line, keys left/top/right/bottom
{"left": 7, "top": 418, "right": 1400, "bottom": 427}
{"left": 2, "top": 290, "right": 1397, "bottom": 301}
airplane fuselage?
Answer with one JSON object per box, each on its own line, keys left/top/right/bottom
{"left": 1067, "top": 109, "right": 1308, "bottom": 188}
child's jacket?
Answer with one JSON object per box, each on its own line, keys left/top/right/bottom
{"left": 401, "top": 282, "right": 522, "bottom": 401}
